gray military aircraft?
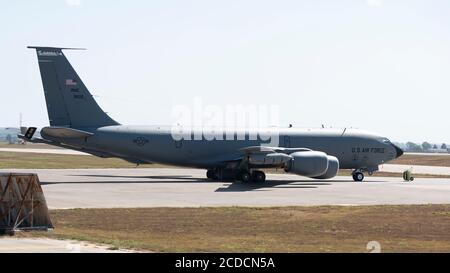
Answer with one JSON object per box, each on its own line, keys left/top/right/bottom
{"left": 21, "top": 46, "right": 403, "bottom": 183}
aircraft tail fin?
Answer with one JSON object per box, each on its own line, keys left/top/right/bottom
{"left": 28, "top": 46, "right": 119, "bottom": 128}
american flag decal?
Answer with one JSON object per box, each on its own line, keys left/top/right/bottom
{"left": 66, "top": 79, "right": 77, "bottom": 86}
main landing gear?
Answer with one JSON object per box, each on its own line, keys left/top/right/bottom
{"left": 237, "top": 170, "right": 266, "bottom": 183}
{"left": 206, "top": 169, "right": 217, "bottom": 180}
{"left": 206, "top": 169, "right": 266, "bottom": 183}
{"left": 352, "top": 170, "right": 365, "bottom": 182}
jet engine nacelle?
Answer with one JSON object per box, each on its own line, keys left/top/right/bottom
{"left": 248, "top": 153, "right": 292, "bottom": 166}
{"left": 312, "top": 155, "right": 339, "bottom": 179}
{"left": 285, "top": 151, "right": 329, "bottom": 177}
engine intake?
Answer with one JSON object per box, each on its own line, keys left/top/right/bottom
{"left": 312, "top": 155, "right": 339, "bottom": 179}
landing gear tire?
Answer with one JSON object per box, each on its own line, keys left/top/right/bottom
{"left": 352, "top": 172, "right": 364, "bottom": 182}
{"left": 252, "top": 171, "right": 266, "bottom": 183}
{"left": 239, "top": 171, "right": 252, "bottom": 183}
{"left": 206, "top": 170, "right": 217, "bottom": 180}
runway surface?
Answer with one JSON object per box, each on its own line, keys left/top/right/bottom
{"left": 2, "top": 168, "right": 450, "bottom": 209}
{"left": 380, "top": 164, "right": 450, "bottom": 176}
{"left": 0, "top": 238, "right": 133, "bottom": 253}
{"left": 0, "top": 148, "right": 88, "bottom": 155}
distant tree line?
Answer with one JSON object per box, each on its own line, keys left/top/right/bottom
{"left": 403, "top": 141, "right": 449, "bottom": 153}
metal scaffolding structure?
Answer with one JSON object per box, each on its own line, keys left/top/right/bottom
{"left": 0, "top": 173, "right": 53, "bottom": 233}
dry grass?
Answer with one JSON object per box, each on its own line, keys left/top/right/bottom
{"left": 0, "top": 152, "right": 170, "bottom": 169}
{"left": 20, "top": 205, "right": 450, "bottom": 253}
{"left": 391, "top": 154, "right": 450, "bottom": 167}
{"left": 0, "top": 142, "right": 62, "bottom": 149}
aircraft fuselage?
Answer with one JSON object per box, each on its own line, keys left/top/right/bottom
{"left": 49, "top": 126, "right": 401, "bottom": 171}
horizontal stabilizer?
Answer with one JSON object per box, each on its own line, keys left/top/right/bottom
{"left": 17, "top": 134, "right": 113, "bottom": 158}
{"left": 41, "top": 127, "right": 94, "bottom": 139}
{"left": 24, "top": 127, "right": 38, "bottom": 140}
{"left": 18, "top": 134, "right": 151, "bottom": 163}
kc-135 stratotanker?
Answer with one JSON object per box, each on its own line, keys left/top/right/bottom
{"left": 21, "top": 47, "right": 403, "bottom": 183}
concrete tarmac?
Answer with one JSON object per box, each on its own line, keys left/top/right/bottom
{"left": 2, "top": 168, "right": 450, "bottom": 209}
{"left": 0, "top": 238, "right": 134, "bottom": 253}
{"left": 380, "top": 164, "right": 450, "bottom": 176}
{"left": 0, "top": 148, "right": 88, "bottom": 155}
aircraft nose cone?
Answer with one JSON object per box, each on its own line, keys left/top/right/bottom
{"left": 391, "top": 144, "right": 404, "bottom": 158}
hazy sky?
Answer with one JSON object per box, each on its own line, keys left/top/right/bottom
{"left": 1, "top": 0, "right": 449, "bottom": 143}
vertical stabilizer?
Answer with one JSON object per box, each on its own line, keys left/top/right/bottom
{"left": 28, "top": 46, "right": 119, "bottom": 128}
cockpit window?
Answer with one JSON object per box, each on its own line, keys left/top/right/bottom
{"left": 382, "top": 138, "right": 391, "bottom": 144}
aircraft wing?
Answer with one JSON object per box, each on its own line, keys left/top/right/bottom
{"left": 214, "top": 145, "right": 313, "bottom": 169}
{"left": 239, "top": 146, "right": 312, "bottom": 154}
{"left": 205, "top": 146, "right": 314, "bottom": 166}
